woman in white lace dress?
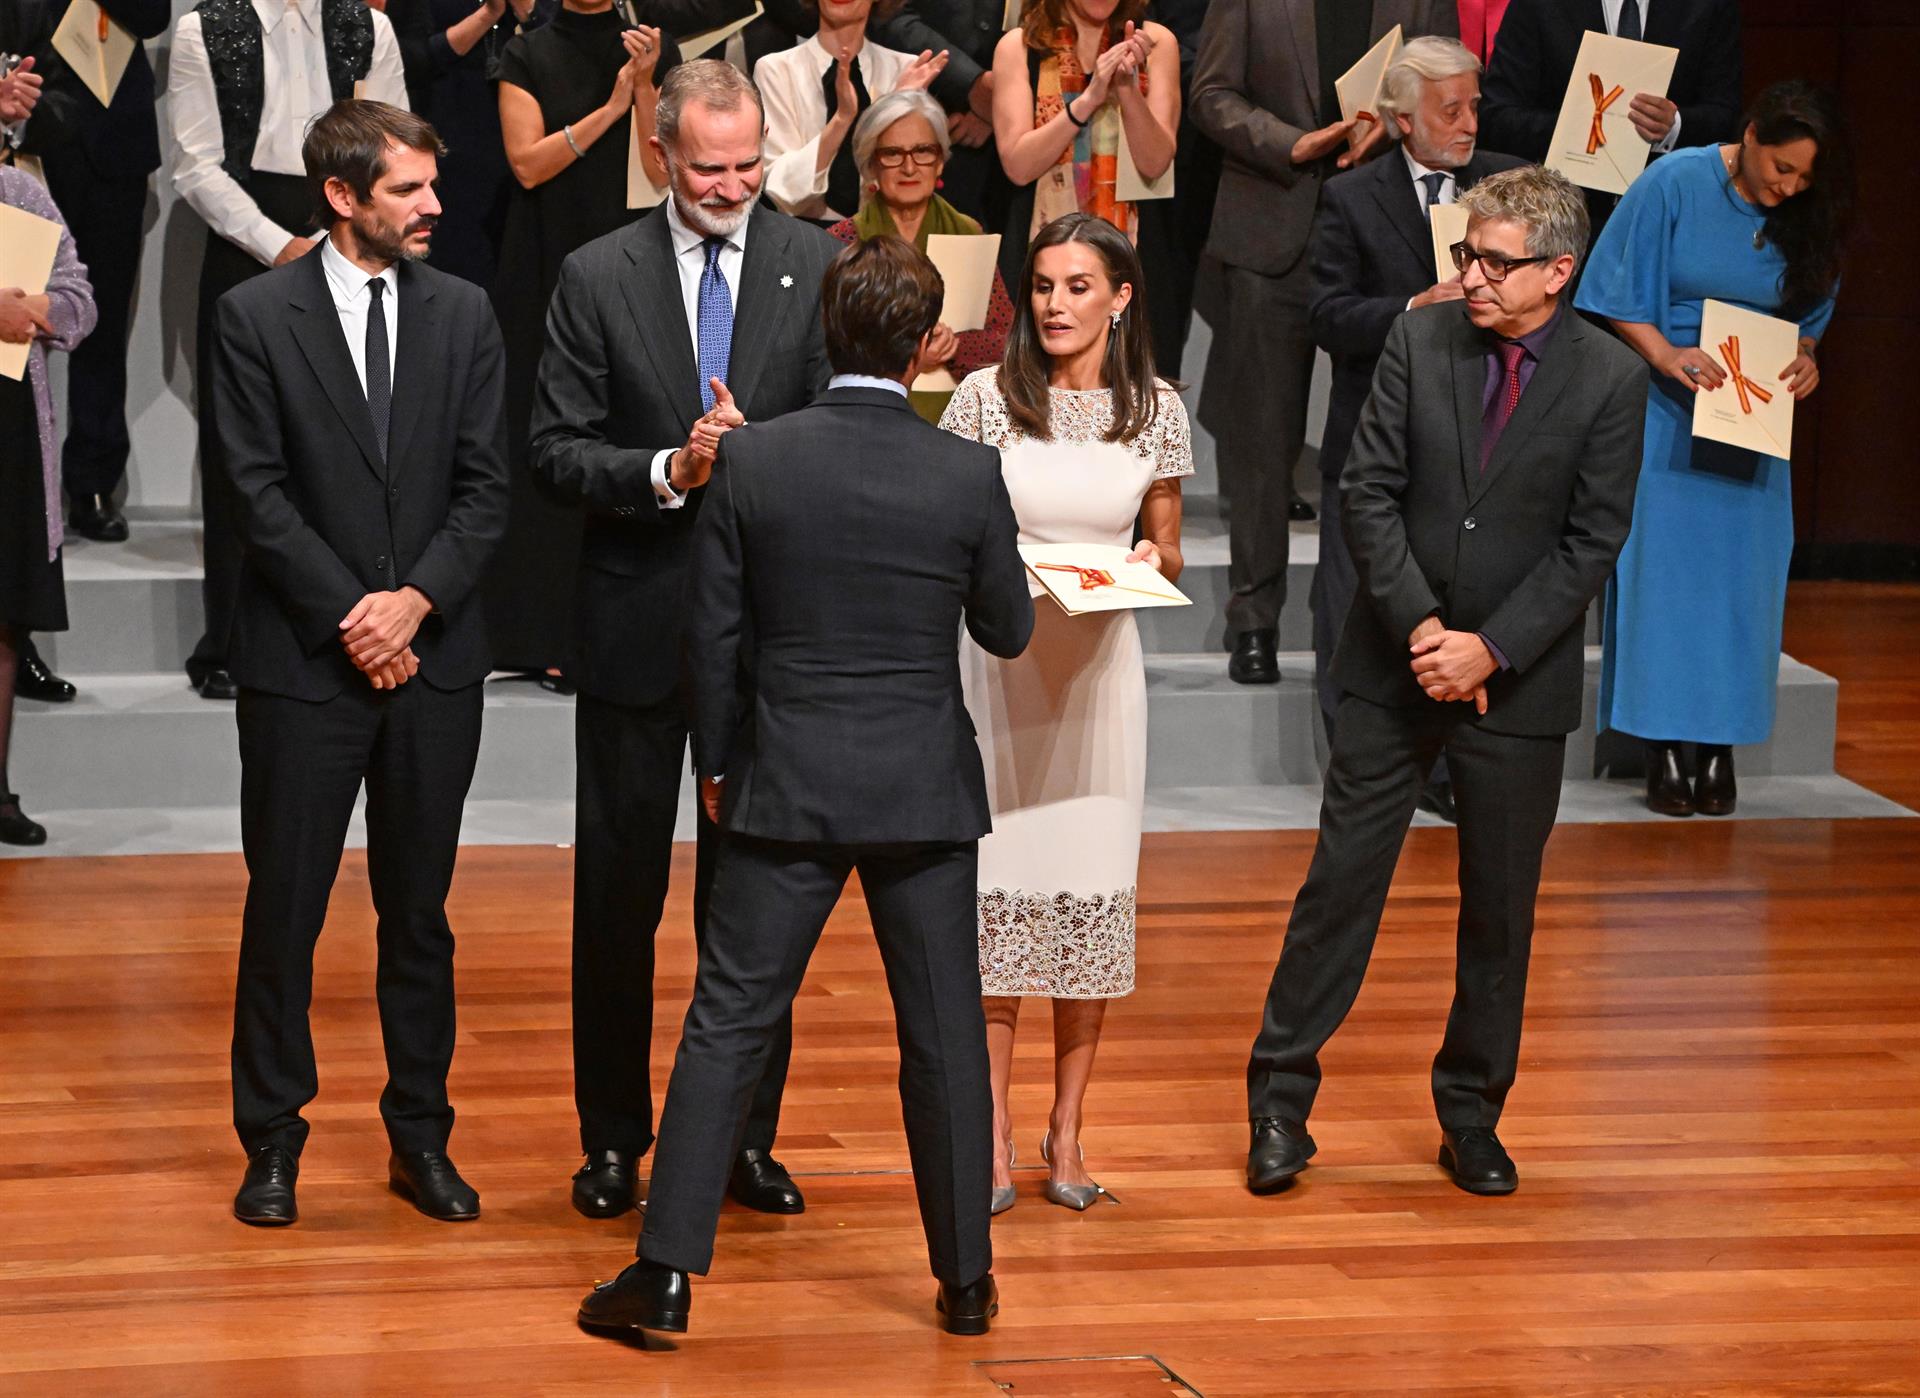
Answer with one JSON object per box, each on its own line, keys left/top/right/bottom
{"left": 938, "top": 213, "right": 1190, "bottom": 1211}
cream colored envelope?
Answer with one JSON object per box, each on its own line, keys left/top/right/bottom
{"left": 1544, "top": 30, "right": 1679, "bottom": 195}
{"left": 1019, "top": 543, "right": 1191, "bottom": 616}
{"left": 1116, "top": 120, "right": 1173, "bottom": 202}
{"left": 680, "top": 2, "right": 763, "bottom": 61}
{"left": 1335, "top": 25, "right": 1402, "bottom": 143}
{"left": 1429, "top": 201, "right": 1469, "bottom": 285}
{"left": 52, "top": 0, "right": 136, "bottom": 108}
{"left": 628, "top": 118, "right": 668, "bottom": 209}
{"left": 925, "top": 233, "right": 1000, "bottom": 333}
{"left": 0, "top": 201, "right": 63, "bottom": 380}
{"left": 1692, "top": 298, "right": 1798, "bottom": 459}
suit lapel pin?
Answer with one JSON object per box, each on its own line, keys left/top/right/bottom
{"left": 780, "top": 274, "right": 794, "bottom": 288}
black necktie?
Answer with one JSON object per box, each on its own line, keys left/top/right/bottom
{"left": 820, "top": 55, "right": 871, "bottom": 217}
{"left": 1617, "top": 0, "right": 1643, "bottom": 42}
{"left": 1419, "top": 171, "right": 1447, "bottom": 211}
{"left": 365, "top": 276, "right": 390, "bottom": 461}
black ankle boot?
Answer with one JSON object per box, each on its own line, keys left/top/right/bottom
{"left": 1645, "top": 742, "right": 1694, "bottom": 817}
{"left": 1695, "top": 744, "right": 1737, "bottom": 815}
{"left": 0, "top": 793, "right": 48, "bottom": 846}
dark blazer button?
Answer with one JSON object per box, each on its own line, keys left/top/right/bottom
{"left": 388, "top": 485, "right": 398, "bottom": 498}
{"left": 375, "top": 554, "right": 388, "bottom": 568}
{"left": 1463, "top": 517, "right": 1477, "bottom": 530}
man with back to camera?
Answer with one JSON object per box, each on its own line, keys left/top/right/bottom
{"left": 576, "top": 235, "right": 1033, "bottom": 1340}
{"left": 1245, "top": 165, "right": 1645, "bottom": 1198}
{"left": 529, "top": 58, "right": 842, "bottom": 1223}
{"left": 218, "top": 100, "right": 508, "bottom": 1226}
{"left": 1307, "top": 35, "right": 1522, "bottom": 821}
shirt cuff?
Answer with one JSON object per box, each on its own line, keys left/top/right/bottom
{"left": 1477, "top": 632, "right": 1511, "bottom": 672}
{"left": 651, "top": 447, "right": 686, "bottom": 509}
{"left": 1653, "top": 110, "right": 1681, "bottom": 154}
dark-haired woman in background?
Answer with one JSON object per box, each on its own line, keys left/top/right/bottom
{"left": 1577, "top": 80, "right": 1851, "bottom": 817}
{"left": 486, "top": 7, "right": 679, "bottom": 690}
{"left": 939, "top": 212, "right": 1189, "bottom": 1215}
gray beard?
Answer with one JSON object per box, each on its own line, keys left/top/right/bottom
{"left": 671, "top": 188, "right": 753, "bottom": 239}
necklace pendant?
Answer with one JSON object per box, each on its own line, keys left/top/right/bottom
{"left": 1753, "top": 228, "right": 1766, "bottom": 251}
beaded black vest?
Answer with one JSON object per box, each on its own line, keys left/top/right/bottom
{"left": 196, "top": 0, "right": 375, "bottom": 180}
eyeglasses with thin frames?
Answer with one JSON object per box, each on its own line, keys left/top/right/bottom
{"left": 873, "top": 144, "right": 943, "bottom": 169}
{"left": 1449, "top": 240, "right": 1551, "bottom": 283}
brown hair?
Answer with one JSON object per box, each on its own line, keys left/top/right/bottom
{"left": 820, "top": 235, "right": 944, "bottom": 378}
{"left": 1022, "top": 0, "right": 1149, "bottom": 50}
{"left": 998, "top": 213, "right": 1159, "bottom": 443}
{"left": 303, "top": 100, "right": 444, "bottom": 222}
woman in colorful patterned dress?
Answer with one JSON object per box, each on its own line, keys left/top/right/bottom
{"left": 939, "top": 214, "right": 1190, "bottom": 1214}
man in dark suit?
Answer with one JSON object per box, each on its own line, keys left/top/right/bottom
{"left": 1191, "top": 0, "right": 1458, "bottom": 687}
{"left": 577, "top": 234, "right": 1032, "bottom": 1343}
{"left": 1480, "top": 0, "right": 1742, "bottom": 236}
{"left": 1308, "top": 35, "right": 1521, "bottom": 818}
{"left": 218, "top": 102, "right": 508, "bottom": 1227}
{"left": 0, "top": 0, "right": 168, "bottom": 544}
{"left": 529, "top": 59, "right": 840, "bottom": 1223}
{"left": 1245, "top": 166, "right": 1644, "bottom": 1198}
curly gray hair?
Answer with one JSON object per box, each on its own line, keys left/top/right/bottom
{"left": 1457, "top": 164, "right": 1591, "bottom": 269}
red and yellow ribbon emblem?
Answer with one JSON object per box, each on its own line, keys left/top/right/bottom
{"left": 1586, "top": 74, "right": 1624, "bottom": 155}
{"left": 1716, "top": 335, "right": 1775, "bottom": 416}
{"left": 1034, "top": 562, "right": 1168, "bottom": 602}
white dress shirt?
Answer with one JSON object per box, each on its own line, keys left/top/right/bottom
{"left": 829, "top": 374, "right": 908, "bottom": 397}
{"left": 169, "top": 0, "right": 409, "bottom": 267}
{"left": 754, "top": 33, "right": 915, "bottom": 222}
{"left": 1600, "top": 0, "right": 1681, "bottom": 152}
{"left": 319, "top": 233, "right": 398, "bottom": 398}
{"left": 650, "top": 194, "right": 751, "bottom": 508}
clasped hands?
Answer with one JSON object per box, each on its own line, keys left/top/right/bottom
{"left": 669, "top": 378, "right": 744, "bottom": 492}
{"left": 1408, "top": 616, "right": 1495, "bottom": 715}
{"left": 340, "top": 586, "right": 433, "bottom": 690}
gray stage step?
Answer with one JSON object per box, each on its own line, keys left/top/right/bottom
{"left": 13, "top": 649, "right": 1838, "bottom": 812}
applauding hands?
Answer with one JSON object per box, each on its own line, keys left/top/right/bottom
{"left": 669, "top": 378, "right": 744, "bottom": 493}
{"left": 0, "top": 57, "right": 42, "bottom": 124}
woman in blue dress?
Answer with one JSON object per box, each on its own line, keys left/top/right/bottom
{"left": 1576, "top": 81, "right": 1853, "bottom": 816}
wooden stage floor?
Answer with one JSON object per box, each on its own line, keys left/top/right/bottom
{"left": 2, "top": 584, "right": 1918, "bottom": 1396}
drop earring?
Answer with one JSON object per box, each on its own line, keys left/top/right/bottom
{"left": 1110, "top": 310, "right": 1122, "bottom": 329}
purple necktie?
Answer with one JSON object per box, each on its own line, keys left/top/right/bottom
{"left": 1480, "top": 341, "right": 1527, "bottom": 473}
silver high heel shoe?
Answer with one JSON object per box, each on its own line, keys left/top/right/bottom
{"left": 991, "top": 1139, "right": 1016, "bottom": 1216}
{"left": 1040, "top": 1131, "right": 1114, "bottom": 1211}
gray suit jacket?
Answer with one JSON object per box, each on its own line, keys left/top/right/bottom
{"left": 1333, "top": 302, "right": 1645, "bottom": 737}
{"left": 1191, "top": 0, "right": 1458, "bottom": 277}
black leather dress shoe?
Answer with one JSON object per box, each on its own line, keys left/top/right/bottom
{"left": 388, "top": 1151, "right": 481, "bottom": 1221}
{"left": 1246, "top": 1116, "right": 1316, "bottom": 1194}
{"left": 936, "top": 1274, "right": 999, "bottom": 1336}
{"left": 1694, "top": 744, "right": 1737, "bottom": 816}
{"left": 538, "top": 671, "right": 577, "bottom": 696}
{"left": 1416, "top": 781, "right": 1458, "bottom": 824}
{"left": 1227, "top": 630, "right": 1280, "bottom": 686}
{"left": 1288, "top": 498, "right": 1317, "bottom": 522}
{"left": 234, "top": 1146, "right": 299, "bottom": 1225}
{"left": 728, "top": 1149, "right": 805, "bottom": 1214}
{"left": 68, "top": 493, "right": 129, "bottom": 543}
{"left": 14, "top": 639, "right": 76, "bottom": 702}
{"left": 197, "top": 668, "right": 240, "bottom": 701}
{"left": 572, "top": 1150, "right": 640, "bottom": 1219}
{"left": 1437, "top": 1126, "right": 1517, "bottom": 1195}
{"left": 1645, "top": 742, "right": 1694, "bottom": 817}
{"left": 0, "top": 794, "right": 47, "bottom": 847}
{"left": 578, "top": 1259, "right": 691, "bottom": 1336}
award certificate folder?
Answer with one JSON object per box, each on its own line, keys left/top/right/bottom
{"left": 1020, "top": 543, "right": 1190, "bottom": 616}
{"left": 1429, "top": 201, "right": 1468, "bottom": 285}
{"left": 1691, "top": 299, "right": 1797, "bottom": 459}
{"left": 0, "top": 202, "right": 63, "bottom": 381}
{"left": 1544, "top": 30, "right": 1678, "bottom": 195}
{"left": 925, "top": 233, "right": 1000, "bottom": 333}
{"left": 1115, "top": 120, "right": 1173, "bottom": 202}
{"left": 679, "top": 2, "right": 762, "bottom": 60}
{"left": 1334, "top": 25, "right": 1402, "bottom": 140}
{"left": 53, "top": 0, "right": 137, "bottom": 108}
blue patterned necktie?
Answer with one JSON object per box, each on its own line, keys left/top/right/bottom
{"left": 1617, "top": 0, "right": 1642, "bottom": 42}
{"left": 697, "top": 236, "right": 733, "bottom": 413}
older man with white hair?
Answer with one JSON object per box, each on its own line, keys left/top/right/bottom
{"left": 529, "top": 58, "right": 843, "bottom": 1226}
{"left": 1304, "top": 36, "right": 1522, "bottom": 819}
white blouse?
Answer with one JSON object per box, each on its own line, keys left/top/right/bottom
{"left": 754, "top": 33, "right": 915, "bottom": 223}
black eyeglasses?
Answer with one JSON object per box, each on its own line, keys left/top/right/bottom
{"left": 1449, "top": 241, "right": 1550, "bottom": 282}
{"left": 873, "top": 144, "right": 942, "bottom": 169}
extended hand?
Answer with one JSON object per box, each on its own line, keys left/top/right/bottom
{"left": 0, "top": 288, "right": 52, "bottom": 346}
{"left": 341, "top": 587, "right": 433, "bottom": 670}
{"left": 1337, "top": 113, "right": 1391, "bottom": 169}
{"left": 700, "top": 776, "right": 723, "bottom": 823}
{"left": 1126, "top": 539, "right": 1164, "bottom": 573}
{"left": 897, "top": 48, "right": 951, "bottom": 93}
{"left": 1410, "top": 629, "right": 1497, "bottom": 710}
{"left": 671, "top": 379, "right": 744, "bottom": 492}
{"left": 1627, "top": 92, "right": 1678, "bottom": 144}
{"left": 1291, "top": 115, "right": 1363, "bottom": 166}
{"left": 1409, "top": 276, "right": 1467, "bottom": 310}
